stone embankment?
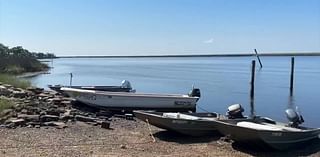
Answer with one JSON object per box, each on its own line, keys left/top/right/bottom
{"left": 0, "top": 82, "right": 119, "bottom": 129}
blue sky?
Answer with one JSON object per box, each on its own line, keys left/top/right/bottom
{"left": 0, "top": 0, "right": 319, "bottom": 56}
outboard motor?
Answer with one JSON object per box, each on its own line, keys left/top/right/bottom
{"left": 227, "top": 104, "right": 244, "bottom": 119}
{"left": 188, "top": 88, "right": 201, "bottom": 98}
{"left": 285, "top": 108, "right": 304, "bottom": 127}
{"left": 121, "top": 80, "right": 132, "bottom": 89}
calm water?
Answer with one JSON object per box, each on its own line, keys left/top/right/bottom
{"left": 28, "top": 56, "right": 320, "bottom": 127}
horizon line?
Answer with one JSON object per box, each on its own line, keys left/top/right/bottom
{"left": 57, "top": 52, "right": 320, "bottom": 58}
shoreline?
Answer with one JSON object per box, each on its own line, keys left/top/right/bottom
{"left": 58, "top": 52, "right": 320, "bottom": 58}
{"left": 16, "top": 70, "right": 50, "bottom": 79}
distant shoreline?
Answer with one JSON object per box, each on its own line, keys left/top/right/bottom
{"left": 58, "top": 52, "right": 320, "bottom": 58}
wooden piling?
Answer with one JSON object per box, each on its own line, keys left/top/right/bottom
{"left": 69, "top": 73, "right": 73, "bottom": 86}
{"left": 250, "top": 60, "right": 256, "bottom": 117}
{"left": 250, "top": 60, "right": 256, "bottom": 99}
{"left": 290, "top": 57, "right": 295, "bottom": 95}
{"left": 254, "top": 49, "right": 263, "bottom": 68}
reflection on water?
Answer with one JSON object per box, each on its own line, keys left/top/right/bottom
{"left": 28, "top": 56, "right": 320, "bottom": 127}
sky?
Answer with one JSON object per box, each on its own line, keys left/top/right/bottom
{"left": 0, "top": 0, "right": 320, "bottom": 56}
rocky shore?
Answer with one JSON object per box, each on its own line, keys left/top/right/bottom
{"left": 0, "top": 82, "right": 116, "bottom": 130}
{"left": 0, "top": 83, "right": 320, "bottom": 157}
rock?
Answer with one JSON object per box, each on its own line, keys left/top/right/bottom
{"left": 51, "top": 97, "right": 62, "bottom": 105}
{"left": 75, "top": 115, "right": 97, "bottom": 122}
{"left": 63, "top": 109, "right": 71, "bottom": 116}
{"left": 26, "top": 121, "right": 41, "bottom": 126}
{"left": 40, "top": 115, "right": 59, "bottom": 122}
{"left": 23, "top": 106, "right": 40, "bottom": 115}
{"left": 12, "top": 91, "right": 27, "bottom": 98}
{"left": 46, "top": 109, "right": 61, "bottom": 116}
{"left": 2, "top": 84, "right": 12, "bottom": 89}
{"left": 0, "top": 85, "right": 11, "bottom": 96}
{"left": 26, "top": 87, "right": 44, "bottom": 94}
{"left": 1, "top": 109, "right": 13, "bottom": 116}
{"left": 101, "top": 121, "right": 110, "bottom": 129}
{"left": 60, "top": 109, "right": 73, "bottom": 121}
{"left": 21, "top": 109, "right": 28, "bottom": 114}
{"left": 54, "top": 122, "right": 67, "bottom": 129}
{"left": 120, "top": 145, "right": 126, "bottom": 149}
{"left": 5, "top": 123, "right": 15, "bottom": 128}
{"left": 17, "top": 114, "right": 40, "bottom": 122}
{"left": 43, "top": 121, "right": 67, "bottom": 129}
{"left": 5, "top": 118, "right": 25, "bottom": 127}
{"left": 125, "top": 114, "right": 134, "bottom": 120}
{"left": 86, "top": 122, "right": 99, "bottom": 126}
{"left": 97, "top": 110, "right": 113, "bottom": 117}
{"left": 60, "top": 101, "right": 71, "bottom": 106}
{"left": 38, "top": 93, "right": 49, "bottom": 98}
{"left": 23, "top": 100, "right": 31, "bottom": 104}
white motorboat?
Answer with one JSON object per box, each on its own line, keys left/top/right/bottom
{"left": 61, "top": 87, "right": 201, "bottom": 111}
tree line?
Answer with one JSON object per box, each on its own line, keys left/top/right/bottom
{"left": 0, "top": 43, "right": 56, "bottom": 59}
{"left": 0, "top": 43, "right": 54, "bottom": 74}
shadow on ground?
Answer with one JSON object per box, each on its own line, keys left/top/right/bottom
{"left": 232, "top": 139, "right": 320, "bottom": 157}
{"left": 153, "top": 130, "right": 221, "bottom": 144}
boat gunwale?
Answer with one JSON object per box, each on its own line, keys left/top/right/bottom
{"left": 61, "top": 87, "right": 199, "bottom": 99}
{"left": 134, "top": 111, "right": 219, "bottom": 122}
{"left": 216, "top": 118, "right": 320, "bottom": 133}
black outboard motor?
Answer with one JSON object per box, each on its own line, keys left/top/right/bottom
{"left": 285, "top": 108, "right": 304, "bottom": 128}
{"left": 121, "top": 80, "right": 132, "bottom": 89}
{"left": 227, "top": 104, "right": 244, "bottom": 119}
{"left": 189, "top": 88, "right": 201, "bottom": 98}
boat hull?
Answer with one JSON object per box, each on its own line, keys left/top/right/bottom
{"left": 214, "top": 119, "right": 320, "bottom": 150}
{"left": 134, "top": 111, "right": 219, "bottom": 136}
{"left": 48, "top": 85, "right": 132, "bottom": 93}
{"left": 62, "top": 88, "right": 198, "bottom": 111}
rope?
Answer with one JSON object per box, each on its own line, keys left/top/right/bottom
{"left": 145, "top": 118, "right": 156, "bottom": 143}
{"left": 197, "top": 105, "right": 211, "bottom": 113}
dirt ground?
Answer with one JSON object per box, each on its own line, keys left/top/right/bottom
{"left": 0, "top": 118, "right": 319, "bottom": 157}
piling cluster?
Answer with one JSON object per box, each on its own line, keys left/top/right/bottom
{"left": 0, "top": 82, "right": 121, "bottom": 129}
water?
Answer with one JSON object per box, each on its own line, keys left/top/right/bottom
{"left": 28, "top": 56, "right": 320, "bottom": 127}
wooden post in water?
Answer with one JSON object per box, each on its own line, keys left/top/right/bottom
{"left": 250, "top": 60, "right": 256, "bottom": 99}
{"left": 290, "top": 57, "right": 295, "bottom": 96}
{"left": 250, "top": 60, "right": 256, "bottom": 117}
{"left": 69, "top": 73, "right": 73, "bottom": 86}
{"left": 254, "top": 49, "right": 263, "bottom": 68}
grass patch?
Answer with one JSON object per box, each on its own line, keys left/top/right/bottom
{"left": 0, "top": 74, "right": 31, "bottom": 89}
{"left": 0, "top": 97, "right": 14, "bottom": 113}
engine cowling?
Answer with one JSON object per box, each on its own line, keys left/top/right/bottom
{"left": 121, "top": 80, "right": 132, "bottom": 89}
{"left": 285, "top": 108, "right": 304, "bottom": 127}
{"left": 227, "top": 104, "right": 244, "bottom": 119}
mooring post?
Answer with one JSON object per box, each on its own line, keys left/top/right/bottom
{"left": 250, "top": 60, "right": 256, "bottom": 99}
{"left": 250, "top": 60, "right": 256, "bottom": 117}
{"left": 254, "top": 49, "right": 263, "bottom": 68}
{"left": 290, "top": 57, "right": 295, "bottom": 96}
{"left": 69, "top": 73, "right": 73, "bottom": 86}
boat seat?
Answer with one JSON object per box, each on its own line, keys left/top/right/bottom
{"left": 236, "top": 121, "right": 283, "bottom": 131}
{"left": 163, "top": 113, "right": 200, "bottom": 120}
{"left": 261, "top": 123, "right": 303, "bottom": 132}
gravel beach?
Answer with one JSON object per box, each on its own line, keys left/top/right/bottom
{"left": 1, "top": 118, "right": 320, "bottom": 157}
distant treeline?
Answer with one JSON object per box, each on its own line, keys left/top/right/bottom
{"left": 0, "top": 43, "right": 54, "bottom": 74}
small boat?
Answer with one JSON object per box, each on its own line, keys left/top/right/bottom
{"left": 48, "top": 80, "right": 134, "bottom": 93}
{"left": 214, "top": 105, "right": 320, "bottom": 150}
{"left": 61, "top": 87, "right": 201, "bottom": 112}
{"left": 134, "top": 110, "right": 220, "bottom": 136}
